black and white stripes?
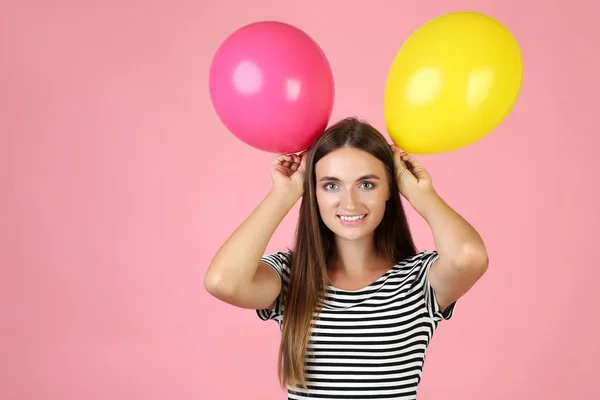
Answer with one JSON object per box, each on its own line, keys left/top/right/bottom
{"left": 257, "top": 250, "right": 455, "bottom": 400}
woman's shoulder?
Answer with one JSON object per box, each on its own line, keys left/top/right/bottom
{"left": 399, "top": 250, "right": 438, "bottom": 264}
{"left": 260, "top": 250, "right": 293, "bottom": 275}
{"left": 392, "top": 250, "right": 439, "bottom": 274}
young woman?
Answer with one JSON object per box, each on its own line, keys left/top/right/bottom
{"left": 205, "top": 117, "right": 488, "bottom": 399}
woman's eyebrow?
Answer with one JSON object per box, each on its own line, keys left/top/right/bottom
{"left": 318, "top": 174, "right": 380, "bottom": 182}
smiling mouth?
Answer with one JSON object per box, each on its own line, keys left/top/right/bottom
{"left": 338, "top": 214, "right": 367, "bottom": 222}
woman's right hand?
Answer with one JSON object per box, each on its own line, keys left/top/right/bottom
{"left": 270, "top": 152, "right": 307, "bottom": 197}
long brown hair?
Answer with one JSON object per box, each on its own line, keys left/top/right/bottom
{"left": 277, "top": 117, "right": 417, "bottom": 389}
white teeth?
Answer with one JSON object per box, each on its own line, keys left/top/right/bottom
{"left": 339, "top": 214, "right": 366, "bottom": 221}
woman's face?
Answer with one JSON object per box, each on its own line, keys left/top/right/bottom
{"left": 314, "top": 146, "right": 390, "bottom": 241}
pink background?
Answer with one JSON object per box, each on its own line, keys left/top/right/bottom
{"left": 2, "top": 0, "right": 598, "bottom": 399}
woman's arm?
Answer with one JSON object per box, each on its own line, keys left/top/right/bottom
{"left": 204, "top": 152, "right": 306, "bottom": 310}
{"left": 411, "top": 190, "right": 489, "bottom": 311}
{"left": 204, "top": 188, "right": 300, "bottom": 309}
{"left": 391, "top": 147, "right": 488, "bottom": 311}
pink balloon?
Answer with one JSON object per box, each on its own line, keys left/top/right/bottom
{"left": 209, "top": 21, "right": 335, "bottom": 153}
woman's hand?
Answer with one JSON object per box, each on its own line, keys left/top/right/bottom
{"left": 270, "top": 152, "right": 307, "bottom": 198}
{"left": 391, "top": 144, "right": 436, "bottom": 205}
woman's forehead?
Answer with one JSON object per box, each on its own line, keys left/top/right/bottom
{"left": 315, "top": 147, "right": 386, "bottom": 178}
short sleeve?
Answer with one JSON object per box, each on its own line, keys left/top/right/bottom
{"left": 410, "top": 250, "right": 456, "bottom": 321}
{"left": 255, "top": 251, "right": 292, "bottom": 326}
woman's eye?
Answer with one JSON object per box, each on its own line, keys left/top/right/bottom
{"left": 360, "top": 181, "right": 375, "bottom": 189}
{"left": 324, "top": 183, "right": 338, "bottom": 190}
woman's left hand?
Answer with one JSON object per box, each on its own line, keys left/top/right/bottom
{"left": 390, "top": 144, "right": 436, "bottom": 204}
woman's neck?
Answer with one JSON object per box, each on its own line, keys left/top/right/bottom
{"left": 330, "top": 234, "right": 386, "bottom": 276}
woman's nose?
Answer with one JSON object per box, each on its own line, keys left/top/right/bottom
{"left": 341, "top": 189, "right": 357, "bottom": 210}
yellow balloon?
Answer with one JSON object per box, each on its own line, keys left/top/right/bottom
{"left": 384, "top": 11, "right": 523, "bottom": 154}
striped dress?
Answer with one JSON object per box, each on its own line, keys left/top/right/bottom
{"left": 257, "top": 250, "right": 455, "bottom": 400}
